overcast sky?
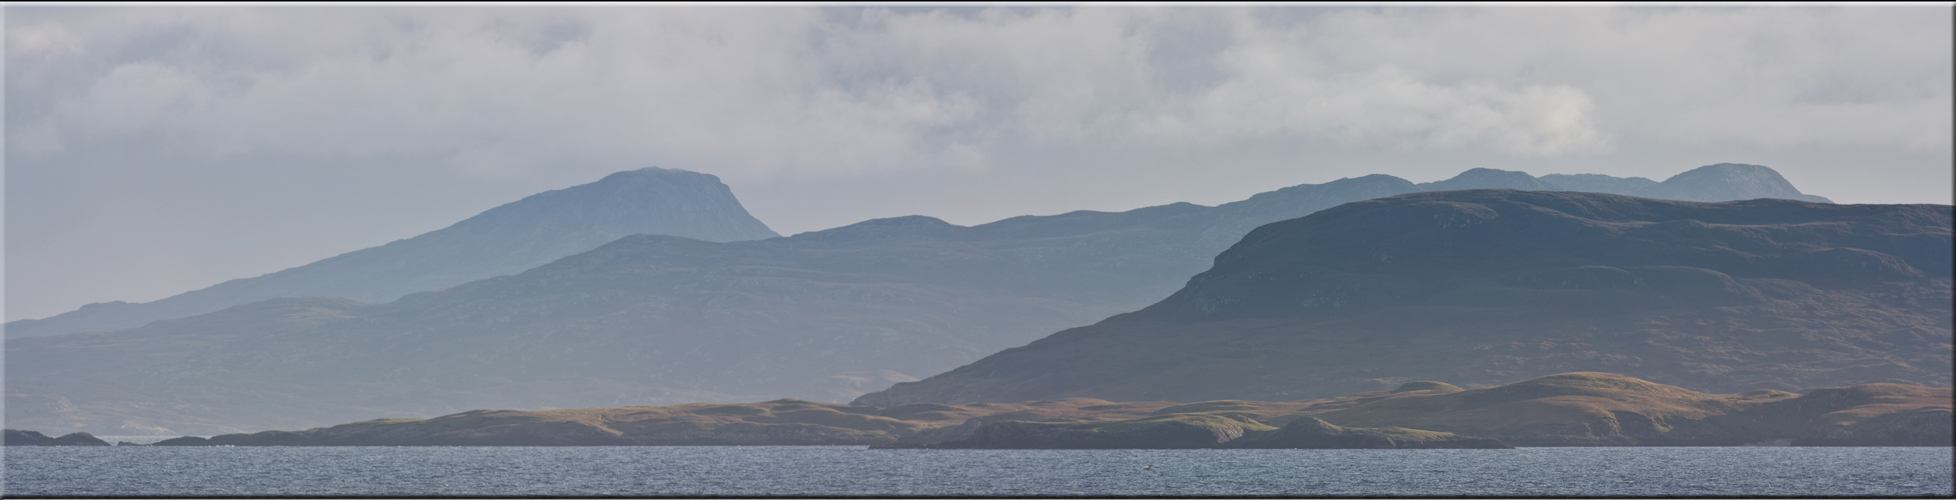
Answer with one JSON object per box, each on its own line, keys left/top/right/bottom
{"left": 5, "top": 4, "right": 1951, "bottom": 321}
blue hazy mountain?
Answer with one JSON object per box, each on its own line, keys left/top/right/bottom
{"left": 6, "top": 164, "right": 1844, "bottom": 435}
{"left": 5, "top": 167, "right": 780, "bottom": 338}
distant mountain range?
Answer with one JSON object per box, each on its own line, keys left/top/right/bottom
{"left": 5, "top": 167, "right": 780, "bottom": 338}
{"left": 5, "top": 163, "right": 1855, "bottom": 436}
{"left": 856, "top": 190, "right": 1951, "bottom": 406}
{"left": 1419, "top": 163, "right": 1831, "bottom": 204}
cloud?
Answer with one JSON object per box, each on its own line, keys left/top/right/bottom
{"left": 5, "top": 5, "right": 1950, "bottom": 321}
{"left": 7, "top": 5, "right": 1947, "bottom": 181}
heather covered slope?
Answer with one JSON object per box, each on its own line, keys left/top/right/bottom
{"left": 143, "top": 398, "right": 1174, "bottom": 447}
{"left": 858, "top": 191, "right": 1950, "bottom": 406}
{"left": 116, "top": 373, "right": 1951, "bottom": 448}
{"left": 1303, "top": 373, "right": 1952, "bottom": 447}
{"left": 6, "top": 167, "right": 781, "bottom": 338}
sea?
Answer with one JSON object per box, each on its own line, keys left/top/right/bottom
{"left": 4, "top": 443, "right": 1951, "bottom": 498}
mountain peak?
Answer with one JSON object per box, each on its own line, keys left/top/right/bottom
{"left": 467, "top": 167, "right": 780, "bottom": 242}
{"left": 598, "top": 166, "right": 720, "bottom": 184}
{"left": 1657, "top": 163, "right": 1831, "bottom": 203}
{"left": 1417, "top": 168, "right": 1553, "bottom": 192}
{"left": 7, "top": 166, "right": 781, "bottom": 338}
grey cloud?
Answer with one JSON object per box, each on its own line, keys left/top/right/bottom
{"left": 12, "top": 6, "right": 1947, "bottom": 174}
{"left": 5, "top": 5, "right": 1950, "bottom": 321}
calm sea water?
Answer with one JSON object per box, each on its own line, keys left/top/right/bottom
{"left": 4, "top": 445, "right": 1950, "bottom": 497}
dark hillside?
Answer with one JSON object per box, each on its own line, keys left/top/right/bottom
{"left": 858, "top": 191, "right": 1949, "bottom": 405}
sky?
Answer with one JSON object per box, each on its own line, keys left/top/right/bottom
{"left": 4, "top": 4, "right": 1951, "bottom": 322}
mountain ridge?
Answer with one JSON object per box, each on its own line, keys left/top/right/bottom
{"left": 855, "top": 190, "right": 1949, "bottom": 406}
{"left": 7, "top": 164, "right": 1861, "bottom": 435}
{"left": 6, "top": 167, "right": 780, "bottom": 338}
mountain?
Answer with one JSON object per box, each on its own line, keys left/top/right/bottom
{"left": 1427, "top": 163, "right": 1831, "bottom": 203}
{"left": 1650, "top": 163, "right": 1832, "bottom": 203}
{"left": 6, "top": 163, "right": 1825, "bottom": 341}
{"left": 1536, "top": 173, "right": 1661, "bottom": 196}
{"left": 3, "top": 429, "right": 112, "bottom": 446}
{"left": 855, "top": 190, "right": 1950, "bottom": 406}
{"left": 3, "top": 174, "right": 1424, "bottom": 436}
{"left": 5, "top": 165, "right": 1848, "bottom": 435}
{"left": 1417, "top": 168, "right": 1556, "bottom": 191}
{"left": 5, "top": 167, "right": 780, "bottom": 338}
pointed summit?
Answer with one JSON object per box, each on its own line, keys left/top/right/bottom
{"left": 7, "top": 167, "right": 779, "bottom": 338}
{"left": 450, "top": 166, "right": 778, "bottom": 248}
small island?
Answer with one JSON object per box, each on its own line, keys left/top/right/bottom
{"left": 5, "top": 429, "right": 111, "bottom": 446}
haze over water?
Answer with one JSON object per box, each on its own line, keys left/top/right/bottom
{"left": 7, "top": 446, "right": 1951, "bottom": 497}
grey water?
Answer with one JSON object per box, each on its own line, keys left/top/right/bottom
{"left": 5, "top": 446, "right": 1951, "bottom": 497}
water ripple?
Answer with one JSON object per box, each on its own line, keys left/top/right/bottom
{"left": 5, "top": 446, "right": 1951, "bottom": 497}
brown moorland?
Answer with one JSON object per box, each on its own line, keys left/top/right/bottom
{"left": 130, "top": 372, "right": 1949, "bottom": 448}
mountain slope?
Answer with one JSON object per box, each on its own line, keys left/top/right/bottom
{"left": 6, "top": 165, "right": 1850, "bottom": 435}
{"left": 6, "top": 167, "right": 780, "bottom": 338}
{"left": 4, "top": 175, "right": 1423, "bottom": 435}
{"left": 1651, "top": 163, "right": 1832, "bottom": 203}
{"left": 856, "top": 190, "right": 1950, "bottom": 405}
{"left": 3, "top": 162, "right": 1823, "bottom": 340}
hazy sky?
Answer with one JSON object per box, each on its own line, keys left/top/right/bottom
{"left": 6, "top": 4, "right": 1951, "bottom": 321}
